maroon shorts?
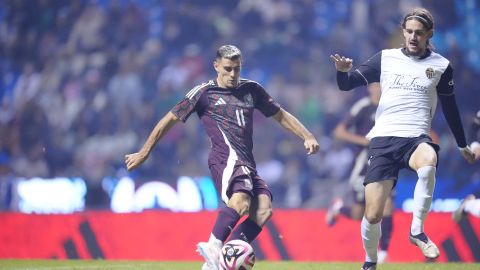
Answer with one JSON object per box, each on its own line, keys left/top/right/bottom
{"left": 209, "top": 163, "right": 273, "bottom": 203}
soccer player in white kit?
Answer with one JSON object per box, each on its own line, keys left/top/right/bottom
{"left": 330, "top": 7, "right": 475, "bottom": 270}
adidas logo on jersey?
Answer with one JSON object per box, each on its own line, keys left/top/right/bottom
{"left": 215, "top": 97, "right": 226, "bottom": 105}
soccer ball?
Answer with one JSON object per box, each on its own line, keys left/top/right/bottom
{"left": 218, "top": 239, "right": 255, "bottom": 270}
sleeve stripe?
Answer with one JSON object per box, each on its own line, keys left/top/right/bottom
{"left": 186, "top": 84, "right": 205, "bottom": 99}
{"left": 354, "top": 69, "right": 369, "bottom": 84}
{"left": 186, "top": 80, "right": 214, "bottom": 99}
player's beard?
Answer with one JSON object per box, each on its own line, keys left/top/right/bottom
{"left": 405, "top": 41, "right": 426, "bottom": 57}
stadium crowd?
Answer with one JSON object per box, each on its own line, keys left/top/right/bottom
{"left": 0, "top": 0, "right": 479, "bottom": 209}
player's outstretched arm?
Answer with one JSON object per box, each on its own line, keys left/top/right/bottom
{"left": 272, "top": 108, "right": 319, "bottom": 155}
{"left": 125, "top": 111, "right": 180, "bottom": 171}
{"left": 330, "top": 53, "right": 369, "bottom": 91}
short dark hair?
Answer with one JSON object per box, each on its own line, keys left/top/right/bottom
{"left": 402, "top": 7, "right": 434, "bottom": 31}
{"left": 215, "top": 45, "right": 242, "bottom": 60}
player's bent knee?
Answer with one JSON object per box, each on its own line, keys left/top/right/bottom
{"left": 418, "top": 154, "right": 437, "bottom": 167}
{"left": 235, "top": 201, "right": 251, "bottom": 216}
{"left": 411, "top": 144, "right": 438, "bottom": 168}
{"left": 364, "top": 212, "right": 382, "bottom": 224}
{"left": 228, "top": 197, "right": 251, "bottom": 216}
{"left": 259, "top": 206, "right": 273, "bottom": 219}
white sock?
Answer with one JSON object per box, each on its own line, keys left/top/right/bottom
{"left": 208, "top": 234, "right": 223, "bottom": 248}
{"left": 411, "top": 166, "right": 436, "bottom": 235}
{"left": 361, "top": 216, "right": 381, "bottom": 262}
{"left": 464, "top": 199, "right": 480, "bottom": 218}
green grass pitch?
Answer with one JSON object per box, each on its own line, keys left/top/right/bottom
{"left": 0, "top": 260, "right": 478, "bottom": 270}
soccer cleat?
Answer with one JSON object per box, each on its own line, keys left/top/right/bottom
{"left": 201, "top": 263, "right": 211, "bottom": 270}
{"left": 360, "top": 261, "right": 377, "bottom": 270}
{"left": 452, "top": 194, "right": 475, "bottom": 223}
{"left": 377, "top": 249, "right": 388, "bottom": 264}
{"left": 408, "top": 233, "right": 440, "bottom": 259}
{"left": 197, "top": 242, "right": 221, "bottom": 270}
{"left": 326, "top": 197, "right": 344, "bottom": 226}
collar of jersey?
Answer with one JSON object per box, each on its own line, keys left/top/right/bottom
{"left": 212, "top": 78, "right": 248, "bottom": 90}
{"left": 401, "top": 47, "right": 432, "bottom": 60}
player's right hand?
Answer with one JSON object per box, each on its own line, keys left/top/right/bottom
{"left": 124, "top": 152, "right": 148, "bottom": 171}
{"left": 330, "top": 54, "right": 353, "bottom": 72}
{"left": 459, "top": 146, "right": 476, "bottom": 164}
{"left": 304, "top": 137, "right": 320, "bottom": 155}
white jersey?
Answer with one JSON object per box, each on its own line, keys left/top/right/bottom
{"left": 358, "top": 49, "right": 451, "bottom": 139}
{"left": 338, "top": 48, "right": 466, "bottom": 147}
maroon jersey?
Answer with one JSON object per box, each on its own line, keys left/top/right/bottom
{"left": 171, "top": 79, "right": 281, "bottom": 168}
{"left": 342, "top": 97, "right": 376, "bottom": 155}
{"left": 344, "top": 97, "right": 376, "bottom": 136}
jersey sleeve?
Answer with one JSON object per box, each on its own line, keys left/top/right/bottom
{"left": 171, "top": 83, "right": 209, "bottom": 122}
{"left": 436, "top": 65, "right": 467, "bottom": 147}
{"left": 253, "top": 83, "right": 281, "bottom": 117}
{"left": 356, "top": 51, "right": 381, "bottom": 83}
{"left": 336, "top": 52, "right": 381, "bottom": 91}
{"left": 436, "top": 64, "right": 454, "bottom": 96}
{"left": 341, "top": 113, "right": 356, "bottom": 130}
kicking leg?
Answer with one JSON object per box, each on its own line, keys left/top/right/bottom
{"left": 198, "top": 192, "right": 249, "bottom": 270}
{"left": 229, "top": 194, "right": 272, "bottom": 242}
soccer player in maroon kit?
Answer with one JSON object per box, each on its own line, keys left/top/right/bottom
{"left": 125, "top": 45, "right": 319, "bottom": 270}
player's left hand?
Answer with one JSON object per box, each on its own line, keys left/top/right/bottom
{"left": 304, "top": 137, "right": 320, "bottom": 155}
{"left": 459, "top": 146, "right": 476, "bottom": 164}
{"left": 125, "top": 152, "right": 148, "bottom": 171}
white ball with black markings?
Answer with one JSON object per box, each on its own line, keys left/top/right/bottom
{"left": 218, "top": 239, "right": 255, "bottom": 270}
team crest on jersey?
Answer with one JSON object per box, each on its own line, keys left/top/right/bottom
{"left": 425, "top": 67, "right": 434, "bottom": 79}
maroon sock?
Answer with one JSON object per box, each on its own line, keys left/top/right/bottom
{"left": 379, "top": 216, "right": 393, "bottom": 250}
{"left": 212, "top": 207, "right": 240, "bottom": 242}
{"left": 229, "top": 218, "right": 262, "bottom": 243}
{"left": 340, "top": 206, "right": 352, "bottom": 218}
